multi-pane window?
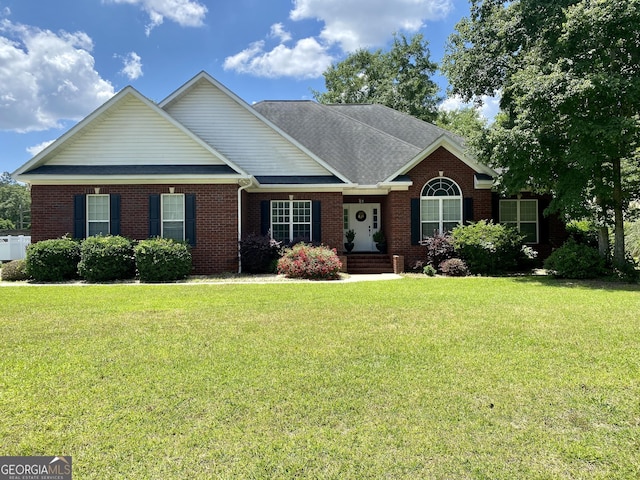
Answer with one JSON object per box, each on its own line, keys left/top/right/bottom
{"left": 271, "top": 200, "right": 311, "bottom": 243}
{"left": 420, "top": 178, "right": 462, "bottom": 237}
{"left": 162, "top": 194, "right": 185, "bottom": 241}
{"left": 87, "top": 194, "right": 109, "bottom": 236}
{"left": 500, "top": 199, "right": 538, "bottom": 243}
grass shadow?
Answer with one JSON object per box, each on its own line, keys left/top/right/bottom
{"left": 511, "top": 273, "right": 640, "bottom": 292}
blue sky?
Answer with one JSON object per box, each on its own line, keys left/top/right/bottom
{"left": 0, "top": 0, "right": 496, "bottom": 175}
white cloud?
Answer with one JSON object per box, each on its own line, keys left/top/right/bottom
{"left": 290, "top": 0, "right": 453, "bottom": 51}
{"left": 478, "top": 95, "right": 501, "bottom": 123}
{"left": 439, "top": 95, "right": 466, "bottom": 112}
{"left": 439, "top": 92, "right": 502, "bottom": 123}
{"left": 119, "top": 51, "right": 143, "bottom": 80}
{"left": 103, "top": 0, "right": 207, "bottom": 36}
{"left": 26, "top": 139, "right": 55, "bottom": 156}
{"left": 0, "top": 19, "right": 115, "bottom": 133}
{"left": 225, "top": 0, "right": 452, "bottom": 79}
{"left": 270, "top": 23, "right": 292, "bottom": 43}
{"left": 224, "top": 37, "right": 333, "bottom": 79}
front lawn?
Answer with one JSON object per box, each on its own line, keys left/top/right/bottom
{"left": 1, "top": 277, "right": 639, "bottom": 478}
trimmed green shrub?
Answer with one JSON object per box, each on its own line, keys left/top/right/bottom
{"left": 1, "top": 259, "right": 28, "bottom": 281}
{"left": 423, "top": 264, "right": 437, "bottom": 276}
{"left": 78, "top": 236, "right": 136, "bottom": 282}
{"left": 134, "top": 238, "right": 192, "bottom": 282}
{"left": 25, "top": 237, "right": 81, "bottom": 282}
{"left": 439, "top": 258, "right": 469, "bottom": 277}
{"left": 277, "top": 243, "right": 342, "bottom": 280}
{"left": 239, "top": 234, "right": 282, "bottom": 273}
{"left": 452, "top": 220, "right": 526, "bottom": 275}
{"left": 543, "top": 239, "right": 607, "bottom": 279}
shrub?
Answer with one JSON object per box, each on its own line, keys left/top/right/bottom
{"left": 1, "top": 259, "right": 28, "bottom": 281}
{"left": 439, "top": 258, "right": 469, "bottom": 277}
{"left": 78, "top": 236, "right": 136, "bottom": 282}
{"left": 277, "top": 243, "right": 342, "bottom": 280}
{"left": 25, "top": 237, "right": 81, "bottom": 282}
{"left": 239, "top": 234, "right": 282, "bottom": 273}
{"left": 423, "top": 264, "right": 437, "bottom": 276}
{"left": 543, "top": 239, "right": 607, "bottom": 279}
{"left": 451, "top": 220, "right": 525, "bottom": 275}
{"left": 519, "top": 244, "right": 540, "bottom": 270}
{"left": 420, "top": 232, "right": 455, "bottom": 271}
{"left": 566, "top": 220, "right": 599, "bottom": 247}
{"left": 611, "top": 256, "right": 639, "bottom": 283}
{"left": 134, "top": 238, "right": 192, "bottom": 282}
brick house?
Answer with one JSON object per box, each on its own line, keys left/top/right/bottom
{"left": 13, "top": 71, "right": 565, "bottom": 274}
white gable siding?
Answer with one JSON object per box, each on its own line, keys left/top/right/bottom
{"left": 48, "top": 94, "right": 225, "bottom": 166}
{"left": 164, "top": 81, "right": 331, "bottom": 176}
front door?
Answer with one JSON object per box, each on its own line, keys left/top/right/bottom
{"left": 344, "top": 203, "right": 380, "bottom": 252}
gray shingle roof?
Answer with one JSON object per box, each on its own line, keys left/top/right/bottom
{"left": 253, "top": 101, "right": 465, "bottom": 185}
{"left": 255, "top": 175, "right": 344, "bottom": 185}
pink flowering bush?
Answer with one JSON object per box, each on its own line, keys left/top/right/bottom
{"left": 277, "top": 243, "right": 342, "bottom": 280}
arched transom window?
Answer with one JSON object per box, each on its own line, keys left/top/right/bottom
{"left": 420, "top": 177, "right": 463, "bottom": 237}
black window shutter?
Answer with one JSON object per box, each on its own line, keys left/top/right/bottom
{"left": 260, "top": 200, "right": 270, "bottom": 236}
{"left": 411, "top": 198, "right": 421, "bottom": 245}
{"left": 312, "top": 200, "right": 321, "bottom": 242}
{"left": 463, "top": 197, "right": 474, "bottom": 224}
{"left": 185, "top": 193, "right": 196, "bottom": 246}
{"left": 110, "top": 194, "right": 121, "bottom": 236}
{"left": 149, "top": 194, "right": 160, "bottom": 237}
{"left": 491, "top": 193, "right": 500, "bottom": 222}
{"left": 538, "top": 200, "right": 547, "bottom": 244}
{"left": 74, "top": 194, "right": 86, "bottom": 239}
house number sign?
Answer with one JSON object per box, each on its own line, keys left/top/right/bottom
{"left": 355, "top": 210, "right": 367, "bottom": 221}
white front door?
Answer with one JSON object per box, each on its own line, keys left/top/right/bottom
{"left": 344, "top": 203, "right": 380, "bottom": 252}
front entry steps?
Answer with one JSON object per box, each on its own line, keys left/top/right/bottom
{"left": 344, "top": 253, "right": 394, "bottom": 274}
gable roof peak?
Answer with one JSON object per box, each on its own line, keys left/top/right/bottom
{"left": 13, "top": 83, "right": 249, "bottom": 180}
{"left": 158, "top": 72, "right": 352, "bottom": 184}
{"left": 13, "top": 86, "right": 143, "bottom": 176}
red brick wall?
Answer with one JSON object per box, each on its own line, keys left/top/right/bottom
{"left": 240, "top": 149, "right": 496, "bottom": 271}
{"left": 244, "top": 192, "right": 344, "bottom": 251}
{"left": 386, "top": 147, "right": 494, "bottom": 270}
{"left": 30, "top": 184, "right": 239, "bottom": 274}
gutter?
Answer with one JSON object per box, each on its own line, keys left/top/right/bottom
{"left": 237, "top": 177, "right": 254, "bottom": 273}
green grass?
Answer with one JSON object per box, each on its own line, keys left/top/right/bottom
{"left": 1, "top": 276, "right": 639, "bottom": 479}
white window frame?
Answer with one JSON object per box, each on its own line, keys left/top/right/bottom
{"left": 420, "top": 178, "right": 463, "bottom": 237}
{"left": 499, "top": 199, "right": 539, "bottom": 244}
{"left": 87, "top": 194, "right": 110, "bottom": 237}
{"left": 270, "top": 200, "right": 312, "bottom": 243}
{"left": 161, "top": 193, "right": 185, "bottom": 242}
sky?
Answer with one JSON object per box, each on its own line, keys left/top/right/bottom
{"left": 0, "top": 0, "right": 499, "bottom": 175}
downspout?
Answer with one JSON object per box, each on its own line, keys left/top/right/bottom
{"left": 237, "top": 177, "right": 253, "bottom": 273}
